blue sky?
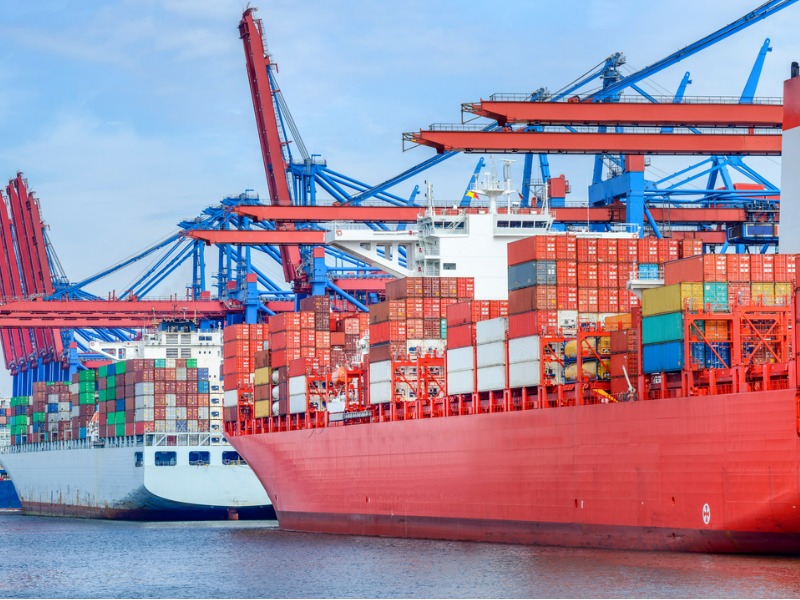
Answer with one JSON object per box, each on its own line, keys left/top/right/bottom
{"left": 0, "top": 0, "right": 797, "bottom": 389}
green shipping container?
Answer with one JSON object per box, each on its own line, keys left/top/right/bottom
{"left": 98, "top": 365, "right": 108, "bottom": 378}
{"left": 33, "top": 412, "right": 46, "bottom": 423}
{"left": 186, "top": 359, "right": 198, "bottom": 368}
{"left": 78, "top": 381, "right": 94, "bottom": 393}
{"left": 79, "top": 391, "right": 95, "bottom": 405}
{"left": 155, "top": 359, "right": 167, "bottom": 369}
{"left": 642, "top": 311, "right": 684, "bottom": 345}
{"left": 16, "top": 415, "right": 29, "bottom": 426}
{"left": 703, "top": 282, "right": 729, "bottom": 311}
{"left": 115, "top": 361, "right": 127, "bottom": 375}
{"left": 79, "top": 369, "right": 96, "bottom": 382}
{"left": 106, "top": 412, "right": 115, "bottom": 426}
{"left": 107, "top": 375, "right": 116, "bottom": 389}
{"left": 440, "top": 318, "right": 447, "bottom": 339}
{"left": 116, "top": 423, "right": 126, "bottom": 436}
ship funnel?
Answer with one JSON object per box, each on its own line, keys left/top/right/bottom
{"left": 792, "top": 61, "right": 799, "bottom": 78}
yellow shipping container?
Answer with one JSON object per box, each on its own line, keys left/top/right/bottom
{"left": 255, "top": 400, "right": 272, "bottom": 418}
{"left": 775, "top": 282, "right": 793, "bottom": 305}
{"left": 642, "top": 282, "right": 704, "bottom": 316}
{"left": 751, "top": 282, "right": 775, "bottom": 305}
{"left": 254, "top": 366, "right": 272, "bottom": 386}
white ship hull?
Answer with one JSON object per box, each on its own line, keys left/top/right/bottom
{"left": 0, "top": 434, "right": 273, "bottom": 520}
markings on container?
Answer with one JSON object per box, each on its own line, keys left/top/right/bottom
{"left": 702, "top": 503, "right": 711, "bottom": 525}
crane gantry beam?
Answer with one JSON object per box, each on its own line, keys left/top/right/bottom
{"left": 186, "top": 230, "right": 327, "bottom": 245}
{"left": 405, "top": 130, "right": 781, "bottom": 155}
{"left": 463, "top": 100, "right": 783, "bottom": 128}
{"left": 0, "top": 300, "right": 243, "bottom": 328}
{"left": 234, "top": 205, "right": 423, "bottom": 223}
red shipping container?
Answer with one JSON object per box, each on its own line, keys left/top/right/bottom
{"left": 423, "top": 297, "right": 441, "bottom": 317}
{"left": 446, "top": 301, "right": 473, "bottom": 326}
{"left": 597, "top": 238, "right": 618, "bottom": 263}
{"left": 389, "top": 300, "right": 407, "bottom": 319}
{"left": 406, "top": 318, "right": 424, "bottom": 339}
{"left": 555, "top": 235, "right": 577, "bottom": 260}
{"left": 577, "top": 263, "right": 598, "bottom": 287}
{"left": 728, "top": 282, "right": 751, "bottom": 307}
{"left": 598, "top": 263, "right": 619, "bottom": 288}
{"left": 578, "top": 288, "right": 599, "bottom": 313}
{"left": 637, "top": 238, "right": 659, "bottom": 263}
{"left": 556, "top": 286, "right": 578, "bottom": 310}
{"left": 385, "top": 277, "right": 424, "bottom": 300}
{"left": 726, "top": 254, "right": 750, "bottom": 282}
{"left": 617, "top": 239, "right": 638, "bottom": 264}
{"left": 507, "top": 310, "right": 559, "bottom": 338}
{"left": 577, "top": 238, "right": 598, "bottom": 263}
{"left": 598, "top": 287, "right": 621, "bottom": 313}
{"left": 556, "top": 260, "right": 578, "bottom": 286}
{"left": 456, "top": 277, "right": 475, "bottom": 299}
{"left": 489, "top": 300, "right": 509, "bottom": 319}
{"left": 447, "top": 323, "right": 475, "bottom": 348}
{"left": 657, "top": 239, "right": 680, "bottom": 263}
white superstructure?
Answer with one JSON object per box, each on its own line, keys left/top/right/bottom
{"left": 328, "top": 160, "right": 637, "bottom": 300}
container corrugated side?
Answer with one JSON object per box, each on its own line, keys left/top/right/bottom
{"left": 642, "top": 283, "right": 703, "bottom": 316}
{"left": 475, "top": 317, "right": 508, "bottom": 345}
{"left": 642, "top": 312, "right": 684, "bottom": 345}
{"left": 642, "top": 341, "right": 684, "bottom": 373}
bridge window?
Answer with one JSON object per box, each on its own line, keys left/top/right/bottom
{"left": 134, "top": 452, "right": 143, "bottom": 468}
{"left": 443, "top": 263, "right": 456, "bottom": 271}
{"left": 222, "top": 451, "right": 246, "bottom": 466}
{"left": 189, "top": 451, "right": 210, "bottom": 466}
{"left": 155, "top": 451, "right": 177, "bottom": 466}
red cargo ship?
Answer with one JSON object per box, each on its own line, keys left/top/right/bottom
{"left": 225, "top": 244, "right": 800, "bottom": 553}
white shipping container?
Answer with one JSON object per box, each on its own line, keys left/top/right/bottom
{"left": 143, "top": 408, "right": 154, "bottom": 422}
{"left": 135, "top": 408, "right": 144, "bottom": 422}
{"left": 165, "top": 407, "right": 177, "bottom": 420}
{"left": 406, "top": 339, "right": 446, "bottom": 356}
{"left": 176, "top": 367, "right": 187, "bottom": 381}
{"left": 509, "top": 360, "right": 541, "bottom": 389}
{"left": 447, "top": 347, "right": 474, "bottom": 373}
{"left": 369, "top": 380, "right": 392, "bottom": 405}
{"left": 59, "top": 402, "right": 71, "bottom": 412}
{"left": 135, "top": 381, "right": 155, "bottom": 395}
{"left": 223, "top": 389, "right": 239, "bottom": 407}
{"left": 176, "top": 407, "right": 187, "bottom": 420}
{"left": 477, "top": 365, "right": 506, "bottom": 392}
{"left": 509, "top": 336, "right": 540, "bottom": 364}
{"left": 476, "top": 317, "right": 508, "bottom": 345}
{"left": 69, "top": 383, "right": 79, "bottom": 394}
{"left": 557, "top": 310, "right": 579, "bottom": 331}
{"left": 447, "top": 369, "right": 474, "bottom": 395}
{"left": 369, "top": 360, "right": 392, "bottom": 384}
{"left": 477, "top": 341, "right": 506, "bottom": 368}
{"left": 289, "top": 376, "right": 307, "bottom": 397}
{"left": 198, "top": 406, "right": 210, "bottom": 420}
{"left": 289, "top": 394, "right": 307, "bottom": 414}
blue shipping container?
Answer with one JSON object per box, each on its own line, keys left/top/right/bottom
{"left": 638, "top": 263, "right": 660, "bottom": 280}
{"left": 116, "top": 399, "right": 126, "bottom": 412}
{"left": 197, "top": 380, "right": 210, "bottom": 393}
{"left": 705, "top": 342, "right": 731, "bottom": 369}
{"left": 643, "top": 341, "right": 684, "bottom": 373}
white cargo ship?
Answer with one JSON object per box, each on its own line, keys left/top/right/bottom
{"left": 0, "top": 323, "right": 273, "bottom": 519}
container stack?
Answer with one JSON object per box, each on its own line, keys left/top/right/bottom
{"left": 223, "top": 323, "right": 269, "bottom": 402}
{"left": 97, "top": 358, "right": 212, "bottom": 436}
{"left": 445, "top": 300, "right": 508, "bottom": 395}
{"left": 30, "top": 382, "right": 71, "bottom": 442}
{"left": 606, "top": 313, "right": 640, "bottom": 396}
{"left": 8, "top": 396, "right": 31, "bottom": 444}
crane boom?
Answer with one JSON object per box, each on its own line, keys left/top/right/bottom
{"left": 239, "top": 8, "right": 303, "bottom": 288}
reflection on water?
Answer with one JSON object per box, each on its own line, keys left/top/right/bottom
{"left": 1, "top": 513, "right": 798, "bottom": 598}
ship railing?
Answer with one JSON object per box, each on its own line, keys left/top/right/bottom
{"left": 144, "top": 432, "right": 225, "bottom": 447}
{"left": 486, "top": 92, "right": 783, "bottom": 105}
{"left": 0, "top": 435, "right": 143, "bottom": 454}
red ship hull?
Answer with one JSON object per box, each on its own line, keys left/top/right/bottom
{"left": 229, "top": 388, "right": 800, "bottom": 553}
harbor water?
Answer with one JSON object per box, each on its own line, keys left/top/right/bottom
{"left": 1, "top": 513, "right": 799, "bottom": 598}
